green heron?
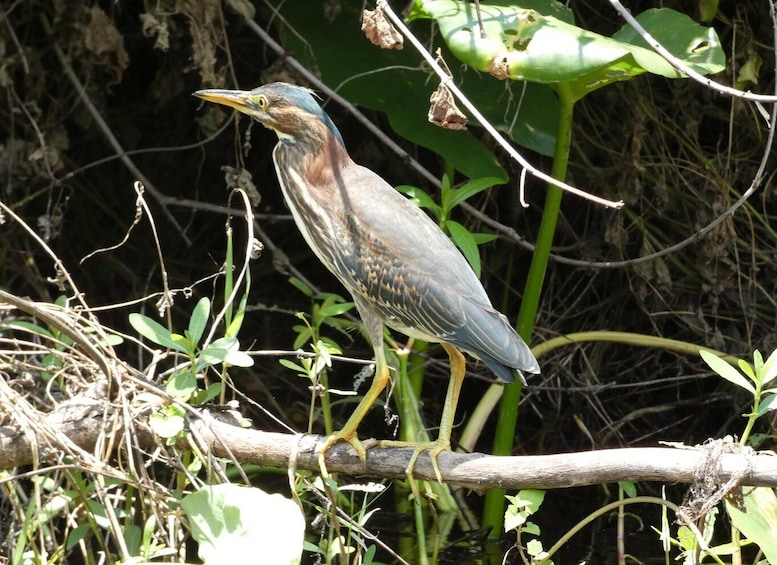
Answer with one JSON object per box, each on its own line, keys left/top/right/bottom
{"left": 194, "top": 82, "right": 540, "bottom": 480}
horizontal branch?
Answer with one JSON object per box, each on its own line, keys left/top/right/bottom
{"left": 2, "top": 394, "right": 776, "bottom": 490}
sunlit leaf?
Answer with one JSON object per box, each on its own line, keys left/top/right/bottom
{"left": 187, "top": 297, "right": 210, "bottom": 347}
{"left": 413, "top": 2, "right": 725, "bottom": 101}
{"left": 447, "top": 220, "right": 482, "bottom": 277}
{"left": 700, "top": 350, "right": 754, "bottom": 393}
{"left": 150, "top": 410, "right": 185, "bottom": 438}
{"left": 317, "top": 301, "right": 355, "bottom": 319}
{"left": 276, "top": 2, "right": 553, "bottom": 162}
{"left": 395, "top": 185, "right": 443, "bottom": 218}
{"left": 201, "top": 337, "right": 253, "bottom": 367}
{"left": 445, "top": 177, "right": 505, "bottom": 211}
{"left": 181, "top": 484, "right": 304, "bottom": 565}
{"left": 129, "top": 313, "right": 189, "bottom": 353}
{"left": 762, "top": 349, "right": 777, "bottom": 385}
{"left": 726, "top": 487, "right": 777, "bottom": 563}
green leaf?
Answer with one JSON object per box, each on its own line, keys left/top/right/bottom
{"left": 275, "top": 2, "right": 548, "bottom": 163}
{"left": 66, "top": 523, "right": 91, "bottom": 551}
{"left": 225, "top": 293, "right": 248, "bottom": 338}
{"left": 292, "top": 326, "right": 313, "bottom": 350}
{"left": 756, "top": 394, "right": 777, "bottom": 418}
{"left": 279, "top": 358, "right": 306, "bottom": 374}
{"left": 762, "top": 348, "right": 777, "bottom": 386}
{"left": 192, "top": 382, "right": 223, "bottom": 405}
{"left": 726, "top": 488, "right": 777, "bottom": 563}
{"left": 700, "top": 350, "right": 754, "bottom": 393}
{"left": 699, "top": 0, "right": 718, "bottom": 22}
{"left": 124, "top": 524, "right": 142, "bottom": 557}
{"left": 129, "top": 313, "right": 189, "bottom": 354}
{"left": 288, "top": 276, "right": 314, "bottom": 297}
{"left": 101, "top": 333, "right": 124, "bottom": 347}
{"left": 619, "top": 481, "right": 637, "bottom": 498}
{"left": 471, "top": 232, "right": 499, "bottom": 245}
{"left": 317, "top": 301, "right": 355, "bottom": 319}
{"left": 523, "top": 521, "right": 541, "bottom": 536}
{"left": 414, "top": 2, "right": 725, "bottom": 101}
{"left": 447, "top": 220, "right": 482, "bottom": 277}
{"left": 181, "top": 484, "right": 305, "bottom": 565}
{"left": 738, "top": 359, "right": 756, "bottom": 381}
{"left": 149, "top": 409, "right": 185, "bottom": 438}
{"left": 612, "top": 9, "right": 726, "bottom": 76}
{"left": 200, "top": 337, "right": 254, "bottom": 367}
{"left": 445, "top": 177, "right": 505, "bottom": 211}
{"left": 395, "top": 185, "right": 443, "bottom": 218}
{"left": 3, "top": 320, "right": 54, "bottom": 339}
{"left": 517, "top": 489, "right": 546, "bottom": 513}
{"left": 167, "top": 372, "right": 198, "bottom": 400}
{"left": 187, "top": 297, "right": 210, "bottom": 347}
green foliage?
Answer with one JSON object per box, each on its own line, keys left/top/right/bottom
{"left": 281, "top": 280, "right": 357, "bottom": 437}
{"left": 504, "top": 490, "right": 551, "bottom": 563}
{"left": 700, "top": 349, "right": 777, "bottom": 446}
{"left": 411, "top": 2, "right": 725, "bottom": 101}
{"left": 690, "top": 349, "right": 777, "bottom": 561}
{"left": 297, "top": 479, "right": 386, "bottom": 564}
{"left": 181, "top": 484, "right": 305, "bottom": 564}
{"left": 726, "top": 487, "right": 777, "bottom": 563}
{"left": 397, "top": 175, "right": 501, "bottom": 276}
{"left": 129, "top": 296, "right": 252, "bottom": 440}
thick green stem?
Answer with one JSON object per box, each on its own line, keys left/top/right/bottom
{"left": 482, "top": 83, "right": 575, "bottom": 537}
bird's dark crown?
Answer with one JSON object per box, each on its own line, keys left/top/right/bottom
{"left": 250, "top": 83, "right": 344, "bottom": 146}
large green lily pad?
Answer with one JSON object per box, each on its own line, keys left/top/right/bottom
{"left": 411, "top": 2, "right": 725, "bottom": 101}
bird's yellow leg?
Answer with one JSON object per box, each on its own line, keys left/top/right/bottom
{"left": 382, "top": 343, "right": 466, "bottom": 484}
{"left": 318, "top": 344, "right": 390, "bottom": 478}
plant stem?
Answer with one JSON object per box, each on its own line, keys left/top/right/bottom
{"left": 482, "top": 83, "right": 575, "bottom": 537}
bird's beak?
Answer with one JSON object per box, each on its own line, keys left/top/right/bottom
{"left": 193, "top": 89, "right": 253, "bottom": 115}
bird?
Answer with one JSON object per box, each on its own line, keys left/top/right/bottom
{"left": 194, "top": 82, "right": 540, "bottom": 481}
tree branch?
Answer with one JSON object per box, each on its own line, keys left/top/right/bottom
{"left": 2, "top": 392, "right": 776, "bottom": 490}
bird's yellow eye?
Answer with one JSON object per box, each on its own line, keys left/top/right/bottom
{"left": 255, "top": 95, "right": 268, "bottom": 110}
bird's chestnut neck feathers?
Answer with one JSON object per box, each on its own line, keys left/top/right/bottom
{"left": 252, "top": 83, "right": 351, "bottom": 187}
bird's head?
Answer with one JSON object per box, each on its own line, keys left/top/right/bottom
{"left": 193, "top": 82, "right": 344, "bottom": 147}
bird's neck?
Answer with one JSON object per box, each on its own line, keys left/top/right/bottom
{"left": 277, "top": 129, "right": 352, "bottom": 188}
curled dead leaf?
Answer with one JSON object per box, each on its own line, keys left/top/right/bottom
{"left": 361, "top": 8, "right": 403, "bottom": 50}
{"left": 428, "top": 83, "right": 468, "bottom": 131}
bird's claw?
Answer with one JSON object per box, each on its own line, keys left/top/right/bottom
{"left": 380, "top": 438, "right": 451, "bottom": 486}
{"left": 318, "top": 430, "right": 368, "bottom": 478}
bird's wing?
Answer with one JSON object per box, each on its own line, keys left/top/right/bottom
{"left": 327, "top": 164, "right": 539, "bottom": 377}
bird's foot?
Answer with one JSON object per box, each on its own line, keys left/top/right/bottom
{"left": 318, "top": 429, "right": 369, "bottom": 478}
{"left": 380, "top": 438, "right": 451, "bottom": 486}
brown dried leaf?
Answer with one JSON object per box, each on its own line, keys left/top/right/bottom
{"left": 83, "top": 6, "right": 129, "bottom": 84}
{"left": 428, "top": 83, "right": 468, "bottom": 131}
{"left": 140, "top": 13, "right": 170, "bottom": 52}
{"left": 361, "top": 8, "right": 403, "bottom": 50}
{"left": 186, "top": 0, "right": 221, "bottom": 87}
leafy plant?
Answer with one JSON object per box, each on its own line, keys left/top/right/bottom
{"left": 698, "top": 349, "right": 777, "bottom": 563}
{"left": 130, "top": 297, "right": 253, "bottom": 440}
{"left": 504, "top": 489, "right": 550, "bottom": 563}
{"left": 397, "top": 174, "right": 501, "bottom": 277}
